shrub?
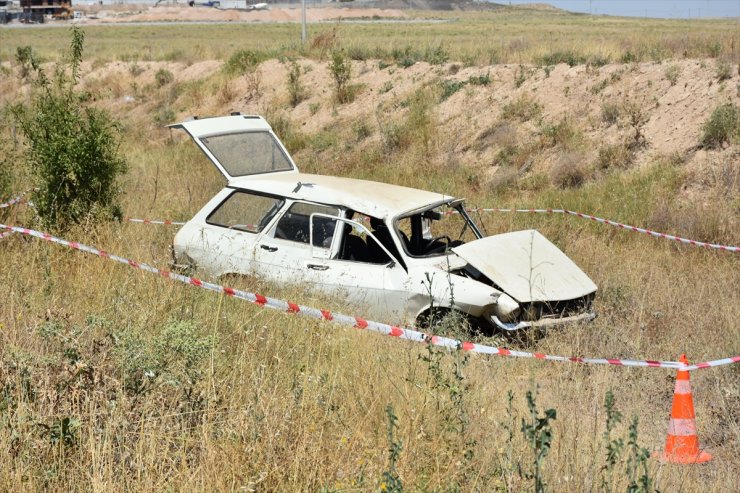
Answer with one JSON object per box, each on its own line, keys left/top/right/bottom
{"left": 286, "top": 61, "right": 306, "bottom": 107}
{"left": 700, "top": 103, "right": 740, "bottom": 148}
{"left": 329, "top": 50, "right": 353, "bottom": 104}
{"left": 550, "top": 152, "right": 589, "bottom": 188}
{"left": 597, "top": 142, "right": 633, "bottom": 170}
{"left": 501, "top": 94, "right": 542, "bottom": 122}
{"left": 438, "top": 79, "right": 465, "bottom": 101}
{"left": 154, "top": 68, "right": 174, "bottom": 87}
{"left": 601, "top": 101, "right": 621, "bottom": 125}
{"left": 467, "top": 73, "right": 491, "bottom": 86}
{"left": 223, "top": 49, "right": 263, "bottom": 75}
{"left": 715, "top": 60, "right": 732, "bottom": 81}
{"left": 10, "top": 27, "right": 127, "bottom": 230}
{"left": 423, "top": 44, "right": 449, "bottom": 65}
{"left": 664, "top": 64, "right": 681, "bottom": 86}
{"left": 538, "top": 50, "right": 586, "bottom": 67}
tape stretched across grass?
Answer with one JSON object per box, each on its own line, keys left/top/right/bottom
{"left": 2, "top": 223, "right": 738, "bottom": 372}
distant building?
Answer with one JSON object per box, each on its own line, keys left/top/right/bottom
{"left": 20, "top": 0, "right": 71, "bottom": 22}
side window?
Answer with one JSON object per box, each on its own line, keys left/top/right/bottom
{"left": 207, "top": 191, "right": 284, "bottom": 233}
{"left": 275, "top": 202, "right": 340, "bottom": 248}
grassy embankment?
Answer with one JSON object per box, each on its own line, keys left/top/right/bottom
{"left": 1, "top": 9, "right": 739, "bottom": 492}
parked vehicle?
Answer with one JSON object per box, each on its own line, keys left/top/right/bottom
{"left": 171, "top": 115, "right": 597, "bottom": 331}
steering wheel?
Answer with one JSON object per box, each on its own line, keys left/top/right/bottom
{"left": 423, "top": 235, "right": 451, "bottom": 253}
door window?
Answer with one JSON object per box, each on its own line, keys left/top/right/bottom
{"left": 207, "top": 191, "right": 284, "bottom": 233}
{"left": 275, "top": 202, "right": 340, "bottom": 248}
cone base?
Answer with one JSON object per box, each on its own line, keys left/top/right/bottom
{"left": 654, "top": 450, "right": 712, "bottom": 464}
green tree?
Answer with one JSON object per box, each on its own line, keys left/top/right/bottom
{"left": 11, "top": 27, "right": 127, "bottom": 230}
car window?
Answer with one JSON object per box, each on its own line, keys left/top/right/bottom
{"left": 207, "top": 191, "right": 284, "bottom": 233}
{"left": 200, "top": 131, "right": 293, "bottom": 177}
{"left": 275, "top": 202, "right": 340, "bottom": 248}
{"left": 396, "top": 203, "right": 480, "bottom": 257}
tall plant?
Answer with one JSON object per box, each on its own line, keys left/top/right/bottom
{"left": 11, "top": 27, "right": 127, "bottom": 230}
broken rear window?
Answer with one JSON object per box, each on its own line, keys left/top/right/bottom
{"left": 200, "top": 131, "right": 294, "bottom": 177}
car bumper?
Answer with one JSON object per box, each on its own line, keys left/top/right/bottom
{"left": 488, "top": 310, "right": 597, "bottom": 332}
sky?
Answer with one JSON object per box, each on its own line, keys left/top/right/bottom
{"left": 502, "top": 0, "right": 740, "bottom": 18}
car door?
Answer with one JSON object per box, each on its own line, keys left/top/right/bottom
{"left": 183, "top": 189, "right": 286, "bottom": 277}
{"left": 302, "top": 215, "right": 414, "bottom": 324}
{"left": 251, "top": 201, "right": 342, "bottom": 286}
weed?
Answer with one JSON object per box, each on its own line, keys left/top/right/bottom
{"left": 550, "top": 151, "right": 589, "bottom": 188}
{"left": 309, "top": 102, "right": 321, "bottom": 115}
{"left": 38, "top": 416, "right": 81, "bottom": 448}
{"left": 329, "top": 50, "right": 353, "bottom": 104}
{"left": 438, "top": 79, "right": 465, "bottom": 101}
{"left": 514, "top": 64, "right": 528, "bottom": 88}
{"left": 154, "top": 68, "right": 174, "bottom": 87}
{"left": 352, "top": 119, "right": 371, "bottom": 142}
{"left": 380, "top": 404, "right": 403, "bottom": 493}
{"left": 9, "top": 27, "right": 127, "bottom": 230}
{"left": 664, "top": 64, "right": 680, "bottom": 86}
{"left": 380, "top": 80, "right": 393, "bottom": 94}
{"left": 621, "top": 50, "right": 638, "bottom": 64}
{"left": 424, "top": 43, "right": 449, "bottom": 65}
{"left": 623, "top": 101, "right": 649, "bottom": 149}
{"left": 520, "top": 390, "right": 556, "bottom": 493}
{"left": 600, "top": 390, "right": 624, "bottom": 493}
{"left": 286, "top": 61, "right": 306, "bottom": 107}
{"left": 539, "top": 49, "right": 585, "bottom": 67}
{"left": 14, "top": 45, "right": 38, "bottom": 80}
{"left": 625, "top": 417, "right": 655, "bottom": 493}
{"left": 715, "top": 60, "right": 732, "bottom": 82}
{"left": 223, "top": 49, "right": 263, "bottom": 76}
{"left": 601, "top": 101, "right": 621, "bottom": 125}
{"left": 467, "top": 72, "right": 491, "bottom": 86}
{"left": 128, "top": 62, "right": 144, "bottom": 76}
{"left": 540, "top": 118, "right": 581, "bottom": 148}
{"left": 700, "top": 103, "right": 739, "bottom": 148}
{"left": 501, "top": 94, "right": 542, "bottom": 122}
{"left": 597, "top": 142, "right": 633, "bottom": 170}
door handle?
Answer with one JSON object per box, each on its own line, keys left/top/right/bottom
{"left": 307, "top": 264, "right": 329, "bottom": 271}
{"left": 260, "top": 245, "right": 278, "bottom": 252}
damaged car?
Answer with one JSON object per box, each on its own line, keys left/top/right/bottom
{"left": 171, "top": 115, "right": 597, "bottom": 331}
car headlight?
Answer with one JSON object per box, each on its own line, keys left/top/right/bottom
{"left": 494, "top": 293, "right": 520, "bottom": 322}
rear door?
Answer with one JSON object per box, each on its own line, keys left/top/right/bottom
{"left": 172, "top": 115, "right": 298, "bottom": 181}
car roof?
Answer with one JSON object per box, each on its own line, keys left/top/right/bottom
{"left": 229, "top": 172, "right": 454, "bottom": 219}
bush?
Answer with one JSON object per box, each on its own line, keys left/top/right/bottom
{"left": 10, "top": 27, "right": 127, "bottom": 230}
{"left": 597, "top": 143, "right": 633, "bottom": 170}
{"left": 664, "top": 64, "right": 681, "bottom": 86}
{"left": 154, "top": 68, "right": 174, "bottom": 87}
{"left": 601, "top": 101, "right": 621, "bottom": 125}
{"left": 286, "top": 61, "right": 306, "bottom": 107}
{"left": 538, "top": 50, "right": 586, "bottom": 67}
{"left": 223, "top": 49, "right": 263, "bottom": 75}
{"left": 329, "top": 50, "right": 353, "bottom": 104}
{"left": 700, "top": 103, "right": 740, "bottom": 148}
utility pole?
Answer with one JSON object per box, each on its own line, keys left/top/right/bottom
{"left": 301, "top": 0, "right": 307, "bottom": 44}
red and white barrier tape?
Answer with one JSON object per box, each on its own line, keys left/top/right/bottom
{"left": 0, "top": 190, "right": 32, "bottom": 209}
{"left": 2, "top": 223, "right": 738, "bottom": 372}
{"left": 454, "top": 208, "right": 739, "bottom": 253}
{"left": 127, "top": 218, "right": 186, "bottom": 226}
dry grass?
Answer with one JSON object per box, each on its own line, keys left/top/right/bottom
{"left": 0, "top": 11, "right": 739, "bottom": 492}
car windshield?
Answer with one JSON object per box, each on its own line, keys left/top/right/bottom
{"left": 395, "top": 200, "right": 484, "bottom": 257}
{"left": 199, "top": 131, "right": 294, "bottom": 177}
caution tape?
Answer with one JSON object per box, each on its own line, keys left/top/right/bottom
{"left": 451, "top": 208, "right": 740, "bottom": 252}
{"left": 2, "top": 222, "right": 738, "bottom": 372}
{"left": 127, "top": 218, "right": 186, "bottom": 226}
{"left": 0, "top": 190, "right": 32, "bottom": 209}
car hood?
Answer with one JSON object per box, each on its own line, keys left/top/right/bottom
{"left": 451, "top": 230, "right": 597, "bottom": 303}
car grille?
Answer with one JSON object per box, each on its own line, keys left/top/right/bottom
{"left": 519, "top": 294, "right": 595, "bottom": 322}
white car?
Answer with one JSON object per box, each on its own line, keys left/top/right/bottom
{"left": 171, "top": 115, "right": 597, "bottom": 331}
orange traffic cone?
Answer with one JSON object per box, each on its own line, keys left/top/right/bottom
{"left": 657, "top": 354, "right": 712, "bottom": 463}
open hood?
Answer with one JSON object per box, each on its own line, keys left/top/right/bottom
{"left": 452, "top": 230, "right": 597, "bottom": 303}
{"left": 172, "top": 115, "right": 298, "bottom": 181}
